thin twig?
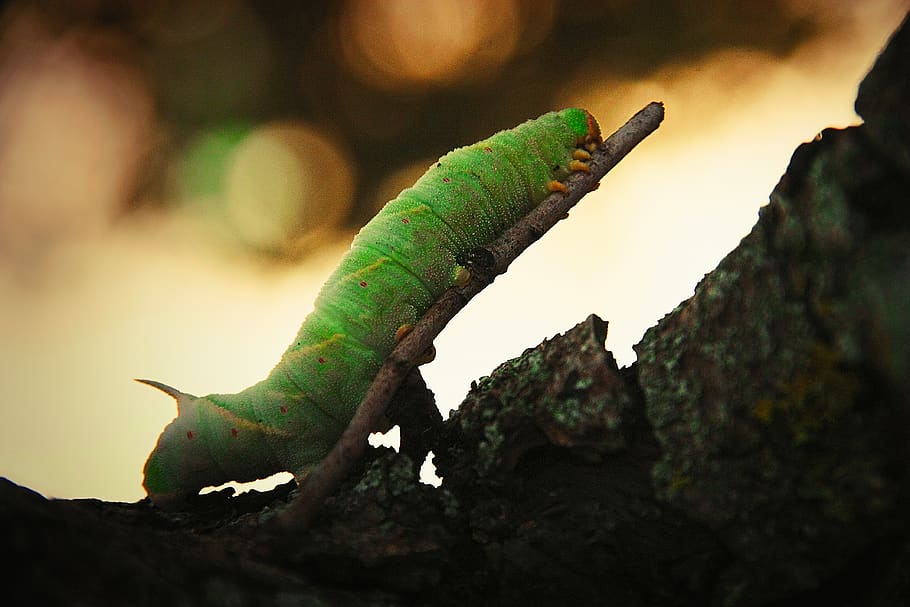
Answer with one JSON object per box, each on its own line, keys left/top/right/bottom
{"left": 272, "top": 101, "right": 665, "bottom": 531}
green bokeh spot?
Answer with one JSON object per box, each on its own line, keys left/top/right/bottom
{"left": 179, "top": 122, "right": 252, "bottom": 200}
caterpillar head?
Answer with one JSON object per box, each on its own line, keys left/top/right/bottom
{"left": 558, "top": 108, "right": 602, "bottom": 149}
{"left": 137, "top": 379, "right": 231, "bottom": 509}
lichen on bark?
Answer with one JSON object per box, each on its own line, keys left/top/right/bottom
{"left": 631, "top": 17, "right": 910, "bottom": 602}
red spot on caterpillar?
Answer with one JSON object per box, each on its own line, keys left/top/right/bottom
{"left": 359, "top": 281, "right": 368, "bottom": 287}
{"left": 442, "top": 177, "right": 450, "bottom": 183}
{"left": 484, "top": 146, "right": 492, "bottom": 153}
{"left": 401, "top": 217, "right": 410, "bottom": 224}
{"left": 318, "top": 357, "right": 326, "bottom": 364}
{"left": 280, "top": 405, "right": 288, "bottom": 414}
{"left": 186, "top": 431, "right": 194, "bottom": 440}
{"left": 231, "top": 428, "right": 238, "bottom": 437}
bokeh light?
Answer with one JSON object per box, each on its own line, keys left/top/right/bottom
{"left": 0, "top": 9, "right": 153, "bottom": 269}
{"left": 224, "top": 122, "right": 354, "bottom": 254}
{"left": 338, "top": 0, "right": 552, "bottom": 90}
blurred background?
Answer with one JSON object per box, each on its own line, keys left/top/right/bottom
{"left": 0, "top": 0, "right": 906, "bottom": 501}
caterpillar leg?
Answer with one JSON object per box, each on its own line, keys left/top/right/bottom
{"left": 569, "top": 159, "right": 591, "bottom": 173}
{"left": 453, "top": 265, "right": 471, "bottom": 287}
{"left": 547, "top": 180, "right": 568, "bottom": 193}
{"left": 572, "top": 149, "right": 592, "bottom": 161}
{"left": 395, "top": 324, "right": 437, "bottom": 365}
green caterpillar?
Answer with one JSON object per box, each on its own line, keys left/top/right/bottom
{"left": 141, "top": 108, "right": 602, "bottom": 506}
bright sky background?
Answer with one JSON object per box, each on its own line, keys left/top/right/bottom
{"left": 0, "top": 1, "right": 907, "bottom": 502}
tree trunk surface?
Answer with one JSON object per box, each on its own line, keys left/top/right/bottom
{"left": 4, "top": 14, "right": 909, "bottom": 607}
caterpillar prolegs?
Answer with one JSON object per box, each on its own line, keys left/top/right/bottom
{"left": 141, "top": 108, "right": 602, "bottom": 506}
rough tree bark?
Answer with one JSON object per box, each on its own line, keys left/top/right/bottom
{"left": 3, "top": 14, "right": 909, "bottom": 607}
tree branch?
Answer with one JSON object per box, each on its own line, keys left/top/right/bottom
{"left": 271, "top": 101, "right": 665, "bottom": 531}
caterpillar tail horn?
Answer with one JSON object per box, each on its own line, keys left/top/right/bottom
{"left": 135, "top": 378, "right": 196, "bottom": 413}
